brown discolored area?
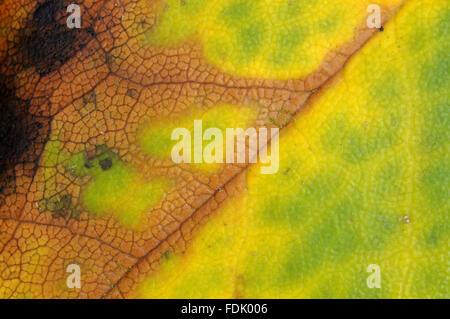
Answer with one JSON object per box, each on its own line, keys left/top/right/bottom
{"left": 0, "top": 0, "right": 394, "bottom": 298}
{"left": 16, "top": 0, "right": 95, "bottom": 76}
{"left": 0, "top": 81, "right": 51, "bottom": 199}
{"left": 0, "top": 0, "right": 96, "bottom": 202}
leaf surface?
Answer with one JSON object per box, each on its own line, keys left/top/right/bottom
{"left": 0, "top": 0, "right": 447, "bottom": 299}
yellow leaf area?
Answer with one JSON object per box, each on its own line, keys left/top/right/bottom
{"left": 138, "top": 103, "right": 258, "bottom": 172}
{"left": 135, "top": 0, "right": 449, "bottom": 298}
{"left": 145, "top": 0, "right": 402, "bottom": 79}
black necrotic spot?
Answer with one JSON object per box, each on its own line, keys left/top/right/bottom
{"left": 0, "top": 80, "right": 51, "bottom": 195}
{"left": 18, "top": 0, "right": 95, "bottom": 76}
{"left": 99, "top": 158, "right": 113, "bottom": 171}
{"left": 1, "top": 0, "right": 96, "bottom": 197}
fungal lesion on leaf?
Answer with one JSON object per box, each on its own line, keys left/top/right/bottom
{"left": 64, "top": 144, "right": 117, "bottom": 177}
{"left": 61, "top": 144, "right": 173, "bottom": 229}
{"left": 40, "top": 193, "right": 82, "bottom": 220}
{"left": 161, "top": 249, "right": 173, "bottom": 261}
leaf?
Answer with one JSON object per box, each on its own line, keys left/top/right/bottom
{"left": 133, "top": 0, "right": 449, "bottom": 298}
{"left": 0, "top": 0, "right": 447, "bottom": 299}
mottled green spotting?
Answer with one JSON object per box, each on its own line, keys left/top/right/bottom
{"left": 220, "top": 0, "right": 254, "bottom": 27}
{"left": 434, "top": 8, "right": 450, "bottom": 40}
{"left": 321, "top": 113, "right": 401, "bottom": 164}
{"left": 422, "top": 102, "right": 449, "bottom": 150}
{"left": 260, "top": 173, "right": 341, "bottom": 225}
{"left": 359, "top": 208, "right": 400, "bottom": 251}
{"left": 420, "top": 160, "right": 449, "bottom": 208}
{"left": 277, "top": 26, "right": 306, "bottom": 50}
{"left": 276, "top": 0, "right": 314, "bottom": 21}
{"left": 343, "top": 131, "right": 375, "bottom": 163}
{"left": 269, "top": 26, "right": 307, "bottom": 67}
{"left": 424, "top": 219, "right": 449, "bottom": 247}
{"left": 407, "top": 27, "right": 427, "bottom": 52}
{"left": 142, "top": 0, "right": 362, "bottom": 80}
{"left": 262, "top": 177, "right": 400, "bottom": 287}
{"left": 317, "top": 14, "right": 340, "bottom": 33}
{"left": 140, "top": 125, "right": 175, "bottom": 158}
{"left": 237, "top": 22, "right": 265, "bottom": 61}
{"left": 372, "top": 160, "right": 402, "bottom": 199}
{"left": 346, "top": 121, "right": 400, "bottom": 163}
{"left": 65, "top": 147, "right": 170, "bottom": 228}
{"left": 411, "top": 264, "right": 450, "bottom": 298}
{"left": 406, "top": 6, "right": 449, "bottom": 54}
{"left": 320, "top": 114, "right": 347, "bottom": 153}
{"left": 139, "top": 117, "right": 188, "bottom": 159}
{"left": 278, "top": 214, "right": 358, "bottom": 286}
{"left": 370, "top": 73, "right": 403, "bottom": 107}
{"left": 420, "top": 49, "right": 449, "bottom": 91}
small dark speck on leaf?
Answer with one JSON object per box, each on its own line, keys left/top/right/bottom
{"left": 162, "top": 250, "right": 171, "bottom": 260}
{"left": 60, "top": 194, "right": 72, "bottom": 208}
{"left": 84, "top": 161, "right": 92, "bottom": 169}
{"left": 99, "top": 158, "right": 113, "bottom": 170}
{"left": 126, "top": 88, "right": 138, "bottom": 98}
{"left": 379, "top": 26, "right": 384, "bottom": 32}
